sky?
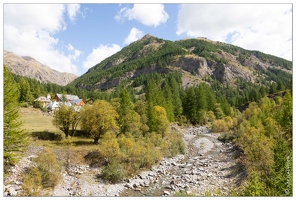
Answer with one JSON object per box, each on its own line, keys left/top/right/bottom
{"left": 2, "top": 1, "right": 294, "bottom": 76}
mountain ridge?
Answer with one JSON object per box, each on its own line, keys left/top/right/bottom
{"left": 3, "top": 50, "right": 78, "bottom": 86}
{"left": 68, "top": 34, "right": 292, "bottom": 91}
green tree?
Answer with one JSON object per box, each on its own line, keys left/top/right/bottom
{"left": 280, "top": 91, "right": 292, "bottom": 146}
{"left": 163, "top": 83, "right": 175, "bottom": 122}
{"left": 19, "top": 77, "right": 34, "bottom": 103}
{"left": 118, "top": 89, "right": 141, "bottom": 137}
{"left": 269, "top": 137, "right": 292, "bottom": 196}
{"left": 80, "top": 100, "right": 119, "bottom": 144}
{"left": 69, "top": 109, "right": 81, "bottom": 136}
{"left": 169, "top": 77, "right": 183, "bottom": 119}
{"left": 3, "top": 65, "right": 27, "bottom": 172}
{"left": 52, "top": 105, "right": 79, "bottom": 138}
{"left": 182, "top": 87, "right": 198, "bottom": 124}
{"left": 146, "top": 80, "right": 158, "bottom": 132}
{"left": 134, "top": 100, "right": 150, "bottom": 135}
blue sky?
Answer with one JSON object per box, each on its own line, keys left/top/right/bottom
{"left": 3, "top": 2, "right": 293, "bottom": 76}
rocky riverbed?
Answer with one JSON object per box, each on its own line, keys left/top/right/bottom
{"left": 4, "top": 126, "right": 245, "bottom": 197}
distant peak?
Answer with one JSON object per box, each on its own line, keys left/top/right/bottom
{"left": 140, "top": 34, "right": 153, "bottom": 40}
{"left": 22, "top": 56, "right": 35, "bottom": 61}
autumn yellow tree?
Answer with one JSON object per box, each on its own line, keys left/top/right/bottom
{"left": 154, "top": 105, "right": 170, "bottom": 138}
{"left": 80, "top": 100, "right": 119, "bottom": 144}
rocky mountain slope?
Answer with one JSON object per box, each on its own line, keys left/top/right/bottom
{"left": 4, "top": 50, "right": 78, "bottom": 86}
{"left": 68, "top": 34, "right": 292, "bottom": 91}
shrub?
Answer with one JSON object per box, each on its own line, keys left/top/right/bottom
{"left": 21, "top": 148, "right": 61, "bottom": 196}
{"left": 218, "top": 131, "right": 236, "bottom": 143}
{"left": 21, "top": 102, "right": 30, "bottom": 108}
{"left": 99, "top": 132, "right": 120, "bottom": 163}
{"left": 21, "top": 167, "right": 43, "bottom": 196}
{"left": 34, "top": 148, "right": 61, "bottom": 188}
{"left": 165, "top": 131, "right": 186, "bottom": 157}
{"left": 101, "top": 158, "right": 127, "bottom": 183}
{"left": 84, "top": 150, "right": 106, "bottom": 167}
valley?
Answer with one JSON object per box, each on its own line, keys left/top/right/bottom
{"left": 3, "top": 34, "right": 292, "bottom": 197}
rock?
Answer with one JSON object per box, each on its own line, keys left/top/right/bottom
{"left": 133, "top": 183, "right": 140, "bottom": 188}
{"left": 163, "top": 190, "right": 170, "bottom": 196}
{"left": 139, "top": 174, "right": 146, "bottom": 179}
{"left": 148, "top": 172, "right": 154, "bottom": 177}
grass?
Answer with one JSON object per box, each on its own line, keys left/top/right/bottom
{"left": 19, "top": 107, "right": 99, "bottom": 153}
{"left": 19, "top": 107, "right": 60, "bottom": 134}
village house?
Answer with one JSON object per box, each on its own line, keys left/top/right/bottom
{"left": 33, "top": 96, "right": 51, "bottom": 108}
{"left": 47, "top": 101, "right": 61, "bottom": 112}
{"left": 53, "top": 93, "right": 79, "bottom": 102}
{"left": 33, "top": 93, "right": 85, "bottom": 113}
{"left": 53, "top": 93, "right": 85, "bottom": 106}
{"left": 69, "top": 98, "right": 86, "bottom": 106}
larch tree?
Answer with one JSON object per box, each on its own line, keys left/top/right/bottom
{"left": 154, "top": 105, "right": 170, "bottom": 138}
{"left": 3, "top": 65, "right": 27, "bottom": 171}
{"left": 118, "top": 89, "right": 141, "bottom": 137}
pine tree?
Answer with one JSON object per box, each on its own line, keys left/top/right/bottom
{"left": 163, "top": 83, "right": 175, "bottom": 122}
{"left": 169, "top": 77, "right": 183, "bottom": 119}
{"left": 4, "top": 65, "right": 27, "bottom": 172}
{"left": 118, "top": 89, "right": 141, "bottom": 137}
{"left": 146, "top": 80, "right": 158, "bottom": 132}
{"left": 134, "top": 100, "right": 150, "bottom": 136}
{"left": 182, "top": 87, "right": 198, "bottom": 124}
{"left": 195, "top": 83, "right": 208, "bottom": 112}
{"left": 19, "top": 77, "right": 34, "bottom": 103}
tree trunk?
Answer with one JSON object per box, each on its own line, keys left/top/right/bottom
{"left": 94, "top": 137, "right": 99, "bottom": 144}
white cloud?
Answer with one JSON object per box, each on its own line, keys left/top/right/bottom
{"left": 3, "top": 4, "right": 82, "bottom": 74}
{"left": 176, "top": 4, "right": 292, "bottom": 61}
{"left": 67, "top": 4, "right": 80, "bottom": 22}
{"left": 66, "top": 43, "right": 82, "bottom": 61}
{"left": 66, "top": 43, "right": 74, "bottom": 51}
{"left": 83, "top": 44, "right": 122, "bottom": 70}
{"left": 115, "top": 4, "right": 169, "bottom": 27}
{"left": 124, "top": 27, "right": 144, "bottom": 45}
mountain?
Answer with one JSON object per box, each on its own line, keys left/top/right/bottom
{"left": 4, "top": 50, "right": 78, "bottom": 86}
{"left": 68, "top": 34, "right": 292, "bottom": 92}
